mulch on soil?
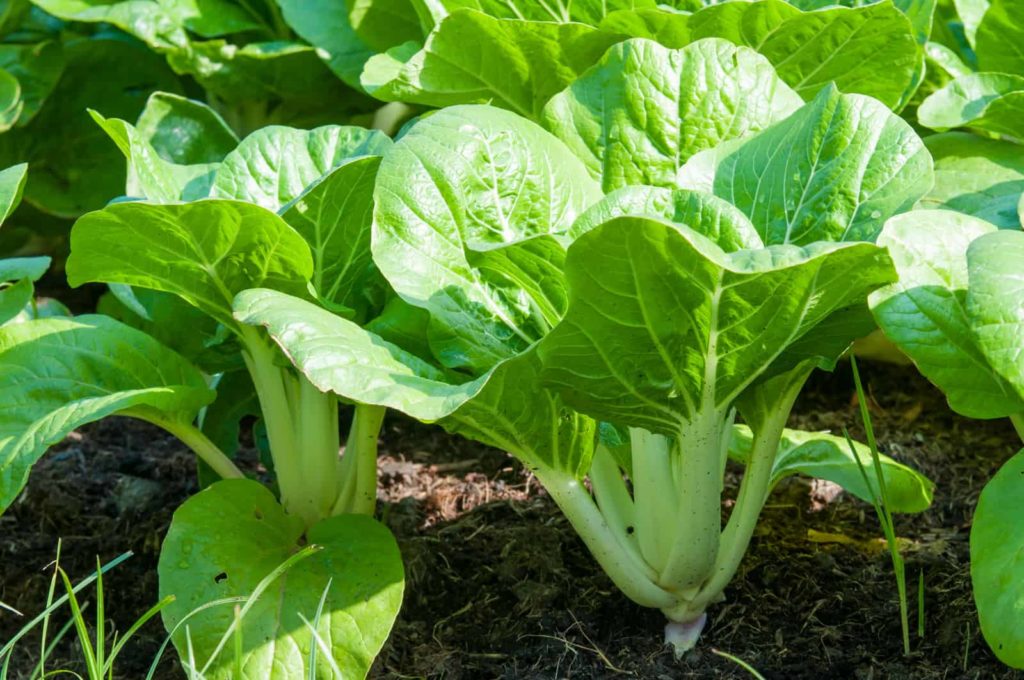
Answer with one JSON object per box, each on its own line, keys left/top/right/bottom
{"left": 1, "top": 362, "right": 1021, "bottom": 679}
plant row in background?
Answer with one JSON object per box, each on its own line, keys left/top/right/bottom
{"left": 0, "top": 0, "right": 1022, "bottom": 676}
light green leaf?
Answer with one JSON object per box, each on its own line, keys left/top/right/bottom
{"left": 786, "top": 0, "right": 936, "bottom": 46}
{"left": 348, "top": 0, "right": 422, "bottom": 50}
{"left": 729, "top": 425, "right": 934, "bottom": 513}
{"left": 0, "top": 38, "right": 182, "bottom": 217}
{"left": 954, "top": 0, "right": 989, "bottom": 47}
{"left": 919, "top": 132, "right": 1024, "bottom": 228}
{"left": 212, "top": 125, "right": 392, "bottom": 211}
{"left": 678, "top": 86, "right": 933, "bottom": 245}
{"left": 971, "top": 448, "right": 1024, "bottom": 669}
{"left": 361, "top": 9, "right": 624, "bottom": 120}
{"left": 966, "top": 229, "right": 1024, "bottom": 401}
{"left": 870, "top": 210, "right": 1024, "bottom": 419}
{"left": 543, "top": 38, "right": 802, "bottom": 192}
{"left": 135, "top": 92, "right": 238, "bottom": 165}
{"left": 0, "top": 256, "right": 48, "bottom": 282}
{"left": 30, "top": 0, "right": 189, "bottom": 50}
{"left": 600, "top": 0, "right": 922, "bottom": 110}
{"left": 570, "top": 186, "right": 763, "bottom": 251}
{"left": 918, "top": 73, "right": 1024, "bottom": 141}
{"left": 414, "top": 0, "right": 657, "bottom": 24}
{"left": 158, "top": 0, "right": 263, "bottom": 37}
{"left": 0, "top": 315, "right": 213, "bottom": 514}
{"left": 66, "top": 200, "right": 313, "bottom": 330}
{"left": 0, "top": 162, "right": 26, "bottom": 223}
{"left": 975, "top": 0, "right": 1024, "bottom": 73}
{"left": 0, "top": 67, "right": 22, "bottom": 133}
{"left": 235, "top": 288, "right": 596, "bottom": 476}
{"left": 0, "top": 277, "right": 33, "bottom": 326}
{"left": 372, "top": 105, "right": 600, "bottom": 373}
{"left": 280, "top": 156, "right": 387, "bottom": 321}
{"left": 537, "top": 216, "right": 895, "bottom": 435}
{"left": 90, "top": 110, "right": 219, "bottom": 202}
{"left": 159, "top": 479, "right": 404, "bottom": 680}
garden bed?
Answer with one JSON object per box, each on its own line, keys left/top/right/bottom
{"left": 1, "top": 363, "right": 1019, "bottom": 679}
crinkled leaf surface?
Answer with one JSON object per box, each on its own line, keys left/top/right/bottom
{"left": 920, "top": 132, "right": 1024, "bottom": 228}
{"left": 599, "top": 0, "right": 922, "bottom": 110}
{"left": 870, "top": 211, "right": 1024, "bottom": 418}
{"left": 235, "top": 289, "right": 595, "bottom": 476}
{"left": 280, "top": 156, "right": 387, "bottom": 321}
{"left": 0, "top": 315, "right": 212, "bottom": 514}
{"left": 159, "top": 479, "right": 404, "bottom": 680}
{"left": 971, "top": 448, "right": 1024, "bottom": 669}
{"left": 135, "top": 92, "right": 237, "bottom": 165}
{"left": 918, "top": 73, "right": 1024, "bottom": 141}
{"left": 537, "top": 216, "right": 895, "bottom": 436}
{"left": 966, "top": 229, "right": 1024, "bottom": 401}
{"left": 678, "top": 86, "right": 933, "bottom": 245}
{"left": 372, "top": 105, "right": 600, "bottom": 373}
{"left": 0, "top": 38, "right": 182, "bottom": 217}
{"left": 729, "top": 426, "right": 934, "bottom": 513}
{"left": 212, "top": 125, "right": 392, "bottom": 211}
{"left": 786, "top": 0, "right": 936, "bottom": 46}
{"left": 543, "top": 38, "right": 802, "bottom": 192}
{"left": 66, "top": 200, "right": 313, "bottom": 330}
{"left": 361, "top": 9, "right": 624, "bottom": 120}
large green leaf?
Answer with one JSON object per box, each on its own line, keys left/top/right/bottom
{"left": 361, "top": 9, "right": 624, "bottom": 120}
{"left": 159, "top": 479, "right": 404, "bottom": 680}
{"left": 276, "top": 0, "right": 377, "bottom": 88}
{"left": 971, "top": 448, "right": 1024, "bottom": 669}
{"left": 158, "top": 0, "right": 264, "bottom": 37}
{"left": 0, "top": 255, "right": 50, "bottom": 326}
{"left": 967, "top": 229, "right": 1024, "bottom": 400}
{"left": 600, "top": 0, "right": 922, "bottom": 110}
{"left": 0, "top": 38, "right": 182, "bottom": 217}
{"left": 678, "top": 86, "right": 933, "bottom": 245}
{"left": 918, "top": 73, "right": 1024, "bottom": 141}
{"left": 537, "top": 216, "right": 895, "bottom": 435}
{"left": 975, "top": 0, "right": 1024, "bottom": 73}
{"left": 543, "top": 38, "right": 802, "bottom": 192}
{"left": 729, "top": 426, "right": 934, "bottom": 513}
{"left": 0, "top": 315, "right": 213, "bottom": 514}
{"left": 280, "top": 156, "right": 387, "bottom": 321}
{"left": 348, "top": 0, "right": 422, "bottom": 49}
{"left": 372, "top": 105, "right": 600, "bottom": 373}
{"left": 570, "top": 186, "right": 763, "bottom": 251}
{"left": 786, "top": 0, "right": 936, "bottom": 46}
{"left": 920, "top": 132, "right": 1024, "bottom": 229}
{"left": 66, "top": 200, "right": 313, "bottom": 330}
{"left": 30, "top": 0, "right": 189, "bottom": 50}
{"left": 235, "top": 288, "right": 596, "bottom": 476}
{"left": 212, "top": 125, "right": 392, "bottom": 211}
{"left": 870, "top": 211, "right": 1024, "bottom": 419}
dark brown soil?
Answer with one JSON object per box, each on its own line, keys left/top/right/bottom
{"left": 1, "top": 363, "right": 1022, "bottom": 679}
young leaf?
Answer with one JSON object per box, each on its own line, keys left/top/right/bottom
{"left": 372, "top": 105, "right": 600, "bottom": 372}
{"left": 134, "top": 92, "right": 238, "bottom": 165}
{"left": 543, "top": 38, "right": 802, "bottom": 191}
{"left": 0, "top": 315, "right": 214, "bottom": 514}
{"left": 920, "top": 132, "right": 1024, "bottom": 229}
{"left": 361, "top": 9, "right": 624, "bottom": 120}
{"left": 66, "top": 201, "right": 313, "bottom": 331}
{"left": 971, "top": 448, "right": 1024, "bottom": 669}
{"left": 728, "top": 426, "right": 935, "bottom": 513}
{"left": 536, "top": 215, "right": 896, "bottom": 435}
{"left": 600, "top": 0, "right": 922, "bottom": 110}
{"left": 0, "top": 161, "right": 24, "bottom": 222}
{"left": 870, "top": 211, "right": 1024, "bottom": 419}
{"left": 159, "top": 479, "right": 404, "bottom": 680}
{"left": 211, "top": 125, "right": 392, "bottom": 211}
{"left": 678, "top": 86, "right": 933, "bottom": 245}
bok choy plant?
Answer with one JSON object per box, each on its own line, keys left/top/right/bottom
{"left": 871, "top": 210, "right": 1024, "bottom": 668}
{"left": 0, "top": 95, "right": 403, "bottom": 678}
{"left": 235, "top": 38, "right": 934, "bottom": 654}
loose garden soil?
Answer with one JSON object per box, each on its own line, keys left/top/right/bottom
{"left": 1, "top": 362, "right": 1022, "bottom": 679}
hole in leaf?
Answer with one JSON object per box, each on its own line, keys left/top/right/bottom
{"left": 254, "top": 508, "right": 264, "bottom": 520}
{"left": 214, "top": 572, "right": 228, "bottom": 584}
{"left": 626, "top": 526, "right": 635, "bottom": 535}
